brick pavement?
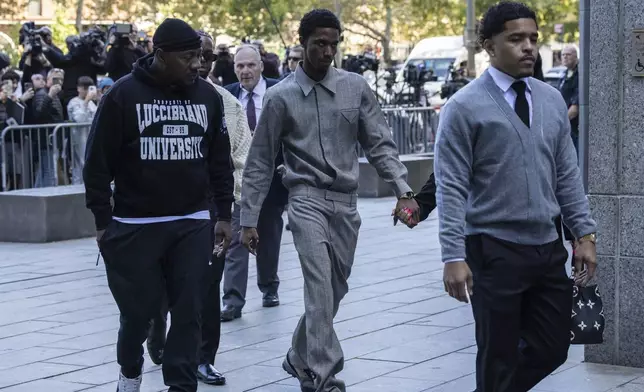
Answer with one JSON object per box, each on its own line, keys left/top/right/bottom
{"left": 0, "top": 197, "right": 642, "bottom": 391}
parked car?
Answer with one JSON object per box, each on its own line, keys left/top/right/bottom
{"left": 544, "top": 65, "right": 566, "bottom": 88}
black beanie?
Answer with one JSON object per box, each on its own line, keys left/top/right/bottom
{"left": 153, "top": 18, "right": 201, "bottom": 52}
{"left": 0, "top": 53, "right": 9, "bottom": 70}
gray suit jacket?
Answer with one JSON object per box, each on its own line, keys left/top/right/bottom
{"left": 434, "top": 69, "right": 596, "bottom": 262}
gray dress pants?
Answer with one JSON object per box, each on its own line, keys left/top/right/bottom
{"left": 222, "top": 202, "right": 284, "bottom": 308}
{"left": 286, "top": 186, "right": 361, "bottom": 392}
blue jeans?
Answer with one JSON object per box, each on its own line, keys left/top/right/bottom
{"left": 70, "top": 127, "right": 89, "bottom": 185}
{"left": 35, "top": 149, "right": 56, "bottom": 188}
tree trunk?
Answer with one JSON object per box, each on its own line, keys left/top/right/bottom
{"left": 334, "top": 0, "right": 343, "bottom": 67}
{"left": 381, "top": 37, "right": 391, "bottom": 67}
{"left": 382, "top": 1, "right": 392, "bottom": 66}
{"left": 75, "top": 0, "right": 84, "bottom": 33}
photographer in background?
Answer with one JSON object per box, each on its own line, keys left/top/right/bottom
{"left": 251, "top": 40, "right": 280, "bottom": 79}
{"left": 280, "top": 45, "right": 303, "bottom": 80}
{"left": 40, "top": 28, "right": 106, "bottom": 109}
{"left": 1, "top": 70, "right": 25, "bottom": 99}
{"left": 342, "top": 53, "right": 379, "bottom": 75}
{"left": 97, "top": 77, "right": 114, "bottom": 100}
{"left": 67, "top": 76, "right": 98, "bottom": 185}
{"left": 31, "top": 69, "right": 64, "bottom": 188}
{"left": 2, "top": 68, "right": 35, "bottom": 126}
{"left": 213, "top": 43, "right": 237, "bottom": 86}
{"left": 136, "top": 30, "right": 154, "bottom": 54}
{"left": 105, "top": 23, "right": 147, "bottom": 81}
{"left": 1, "top": 74, "right": 34, "bottom": 189}
{"left": 439, "top": 61, "right": 472, "bottom": 101}
{"left": 0, "top": 53, "right": 10, "bottom": 76}
{"left": 18, "top": 25, "right": 62, "bottom": 91}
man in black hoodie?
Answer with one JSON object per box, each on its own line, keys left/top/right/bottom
{"left": 83, "top": 18, "right": 234, "bottom": 392}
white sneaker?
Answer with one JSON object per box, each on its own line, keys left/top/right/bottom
{"left": 116, "top": 371, "right": 142, "bottom": 392}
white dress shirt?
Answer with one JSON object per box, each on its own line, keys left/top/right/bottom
{"left": 239, "top": 77, "right": 267, "bottom": 131}
{"left": 487, "top": 66, "right": 533, "bottom": 125}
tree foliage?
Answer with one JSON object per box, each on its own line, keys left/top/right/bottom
{"left": 0, "top": 24, "right": 23, "bottom": 66}
{"left": 403, "top": 0, "right": 579, "bottom": 43}
{"left": 146, "top": 0, "right": 304, "bottom": 44}
{"left": 136, "top": 0, "right": 579, "bottom": 53}
{"left": 51, "top": 3, "right": 78, "bottom": 49}
{"left": 0, "top": 0, "right": 28, "bottom": 22}
{"left": 0, "top": 0, "right": 580, "bottom": 69}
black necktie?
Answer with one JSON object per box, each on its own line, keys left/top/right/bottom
{"left": 246, "top": 92, "right": 257, "bottom": 132}
{"left": 511, "top": 81, "right": 530, "bottom": 128}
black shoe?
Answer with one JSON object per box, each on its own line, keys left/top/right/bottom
{"left": 197, "top": 364, "right": 226, "bottom": 385}
{"left": 147, "top": 317, "right": 166, "bottom": 365}
{"left": 263, "top": 293, "right": 280, "bottom": 308}
{"left": 220, "top": 304, "right": 242, "bottom": 322}
{"left": 282, "top": 349, "right": 315, "bottom": 392}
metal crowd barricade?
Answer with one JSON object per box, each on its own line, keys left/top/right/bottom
{"left": 52, "top": 122, "right": 92, "bottom": 186}
{"left": 356, "top": 106, "right": 439, "bottom": 157}
{"left": 382, "top": 106, "right": 439, "bottom": 155}
{"left": 0, "top": 122, "right": 92, "bottom": 192}
{"left": 1, "top": 124, "right": 56, "bottom": 192}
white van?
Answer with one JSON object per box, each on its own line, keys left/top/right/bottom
{"left": 395, "top": 36, "right": 489, "bottom": 108}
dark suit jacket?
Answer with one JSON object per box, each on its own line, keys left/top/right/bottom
{"left": 225, "top": 77, "right": 287, "bottom": 206}
{"left": 558, "top": 65, "right": 579, "bottom": 134}
{"left": 224, "top": 77, "right": 280, "bottom": 99}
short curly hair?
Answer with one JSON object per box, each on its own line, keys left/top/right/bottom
{"left": 478, "top": 1, "right": 537, "bottom": 45}
{"left": 298, "top": 9, "right": 342, "bottom": 43}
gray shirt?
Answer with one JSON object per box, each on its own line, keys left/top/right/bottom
{"left": 434, "top": 69, "right": 596, "bottom": 262}
{"left": 240, "top": 65, "right": 411, "bottom": 227}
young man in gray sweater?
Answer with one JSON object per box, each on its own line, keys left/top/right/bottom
{"left": 434, "top": 2, "right": 597, "bottom": 391}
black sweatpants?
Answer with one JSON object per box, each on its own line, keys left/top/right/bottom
{"left": 99, "top": 219, "right": 213, "bottom": 392}
{"left": 153, "top": 240, "right": 225, "bottom": 366}
{"left": 466, "top": 234, "right": 572, "bottom": 392}
{"left": 199, "top": 252, "right": 225, "bottom": 365}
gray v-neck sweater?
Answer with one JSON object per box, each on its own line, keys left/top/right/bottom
{"left": 434, "top": 69, "right": 596, "bottom": 262}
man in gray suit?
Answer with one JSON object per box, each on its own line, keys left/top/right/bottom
{"left": 239, "top": 9, "right": 419, "bottom": 392}
{"left": 434, "top": 2, "right": 597, "bottom": 391}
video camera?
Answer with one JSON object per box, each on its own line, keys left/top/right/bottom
{"left": 108, "top": 23, "right": 134, "bottom": 46}
{"left": 439, "top": 63, "right": 471, "bottom": 100}
{"left": 342, "top": 54, "right": 379, "bottom": 75}
{"left": 19, "top": 22, "right": 50, "bottom": 55}
{"left": 68, "top": 27, "right": 106, "bottom": 59}
{"left": 403, "top": 62, "right": 437, "bottom": 87}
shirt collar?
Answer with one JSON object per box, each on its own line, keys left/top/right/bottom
{"left": 204, "top": 76, "right": 216, "bottom": 87}
{"left": 295, "top": 65, "right": 337, "bottom": 96}
{"left": 566, "top": 64, "right": 578, "bottom": 77}
{"left": 241, "top": 77, "right": 267, "bottom": 99}
{"left": 488, "top": 66, "right": 532, "bottom": 94}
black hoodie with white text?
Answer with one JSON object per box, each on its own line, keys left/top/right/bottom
{"left": 83, "top": 54, "right": 234, "bottom": 230}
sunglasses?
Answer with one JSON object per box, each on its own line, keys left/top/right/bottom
{"left": 201, "top": 51, "right": 217, "bottom": 62}
{"left": 288, "top": 56, "right": 302, "bottom": 61}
